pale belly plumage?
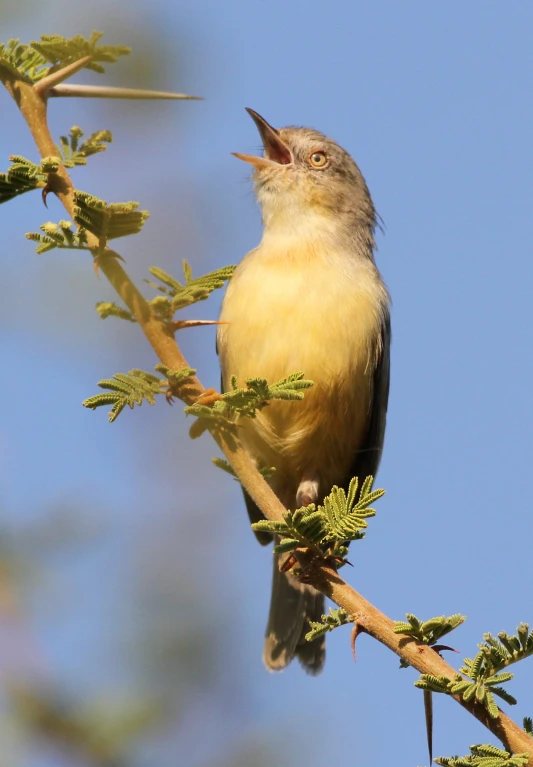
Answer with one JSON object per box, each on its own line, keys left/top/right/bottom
{"left": 217, "top": 242, "right": 387, "bottom": 505}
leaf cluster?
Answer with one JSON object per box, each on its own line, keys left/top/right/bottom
{"left": 155, "top": 363, "right": 197, "bottom": 394}
{"left": 31, "top": 31, "right": 130, "bottom": 75}
{"left": 395, "top": 613, "right": 465, "bottom": 668}
{"left": 453, "top": 624, "right": 533, "bottom": 716}
{"left": 476, "top": 625, "right": 533, "bottom": 678}
{"left": 185, "top": 372, "right": 313, "bottom": 439}
{"left": 222, "top": 371, "right": 313, "bottom": 418}
{"left": 251, "top": 476, "right": 384, "bottom": 556}
{"left": 305, "top": 607, "right": 350, "bottom": 643}
{"left": 82, "top": 366, "right": 195, "bottom": 422}
{"left": 416, "top": 624, "right": 533, "bottom": 720}
{"left": 415, "top": 671, "right": 514, "bottom": 720}
{"left": 0, "top": 154, "right": 58, "bottom": 204}
{"left": 395, "top": 614, "right": 465, "bottom": 646}
{"left": 95, "top": 302, "right": 136, "bottom": 322}
{"left": 435, "top": 744, "right": 530, "bottom": 767}
{"left": 73, "top": 191, "right": 149, "bottom": 243}
{"left": 58, "top": 126, "right": 112, "bottom": 167}
{"left": 145, "top": 261, "right": 235, "bottom": 320}
{"left": 0, "top": 32, "right": 129, "bottom": 83}
{"left": 26, "top": 220, "right": 89, "bottom": 254}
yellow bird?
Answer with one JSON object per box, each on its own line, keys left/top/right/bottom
{"left": 217, "top": 109, "right": 391, "bottom": 674}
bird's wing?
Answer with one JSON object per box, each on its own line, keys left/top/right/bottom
{"left": 346, "top": 308, "right": 391, "bottom": 489}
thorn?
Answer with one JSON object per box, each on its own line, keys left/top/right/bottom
{"left": 42, "top": 186, "right": 50, "bottom": 207}
{"left": 333, "top": 556, "right": 353, "bottom": 567}
{"left": 351, "top": 622, "right": 364, "bottom": 662}
{"left": 47, "top": 84, "right": 203, "bottom": 100}
{"left": 280, "top": 554, "right": 298, "bottom": 573}
{"left": 424, "top": 689, "right": 433, "bottom": 765}
{"left": 195, "top": 388, "right": 223, "bottom": 406}
{"left": 169, "top": 319, "right": 228, "bottom": 333}
{"left": 34, "top": 55, "right": 93, "bottom": 96}
{"left": 433, "top": 644, "right": 460, "bottom": 655}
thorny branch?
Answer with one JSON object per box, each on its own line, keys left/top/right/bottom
{"left": 2, "top": 60, "right": 532, "bottom": 762}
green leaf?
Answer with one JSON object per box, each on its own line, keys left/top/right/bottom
{"left": 248, "top": 473, "right": 384, "bottom": 560}
{"left": 184, "top": 371, "right": 313, "bottom": 441}
{"left": 83, "top": 368, "right": 166, "bottom": 422}
{"left": 436, "top": 744, "right": 530, "bottom": 767}
{"left": 26, "top": 220, "right": 89, "bottom": 254}
{"left": 414, "top": 674, "right": 452, "bottom": 694}
{"left": 95, "top": 302, "right": 136, "bottom": 322}
{"left": 73, "top": 191, "right": 149, "bottom": 243}
{"left": 146, "top": 260, "right": 235, "bottom": 320}
{"left": 273, "top": 539, "right": 300, "bottom": 555}
{"left": 485, "top": 672, "right": 514, "bottom": 686}
{"left": 0, "top": 32, "right": 129, "bottom": 83}
{"left": 394, "top": 613, "right": 465, "bottom": 646}
{"left": 251, "top": 520, "right": 290, "bottom": 535}
{"left": 449, "top": 680, "right": 473, "bottom": 697}
{"left": 485, "top": 691, "right": 500, "bottom": 719}
{"left": 212, "top": 458, "right": 238, "bottom": 478}
{"left": 0, "top": 38, "right": 50, "bottom": 81}
{"left": 320, "top": 475, "right": 383, "bottom": 544}
{"left": 449, "top": 623, "right": 533, "bottom": 719}
{"left": 59, "top": 126, "right": 112, "bottom": 167}
{"left": 489, "top": 686, "right": 517, "bottom": 706}
{"left": 305, "top": 608, "right": 350, "bottom": 643}
{"left": 220, "top": 372, "right": 313, "bottom": 419}
{"left": 0, "top": 155, "right": 55, "bottom": 204}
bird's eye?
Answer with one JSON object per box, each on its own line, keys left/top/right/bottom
{"left": 308, "top": 150, "right": 328, "bottom": 168}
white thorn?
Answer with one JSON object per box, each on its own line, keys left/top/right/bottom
{"left": 47, "top": 84, "right": 202, "bottom": 100}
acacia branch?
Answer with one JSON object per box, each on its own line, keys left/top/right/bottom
{"left": 314, "top": 566, "right": 533, "bottom": 757}
{"left": 2, "top": 69, "right": 532, "bottom": 762}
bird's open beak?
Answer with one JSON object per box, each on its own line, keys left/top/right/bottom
{"left": 232, "top": 108, "right": 293, "bottom": 168}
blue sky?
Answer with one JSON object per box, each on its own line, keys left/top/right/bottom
{"left": 1, "top": 2, "right": 533, "bottom": 766}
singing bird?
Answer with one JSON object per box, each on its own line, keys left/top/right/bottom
{"left": 217, "top": 109, "right": 391, "bottom": 674}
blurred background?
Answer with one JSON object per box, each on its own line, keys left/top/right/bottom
{"left": 1, "top": 1, "right": 532, "bottom": 765}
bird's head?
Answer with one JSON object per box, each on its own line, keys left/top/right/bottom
{"left": 233, "top": 108, "right": 376, "bottom": 239}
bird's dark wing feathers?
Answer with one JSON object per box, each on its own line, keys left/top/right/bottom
{"left": 345, "top": 309, "right": 391, "bottom": 492}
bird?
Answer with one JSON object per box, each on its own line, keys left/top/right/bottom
{"left": 217, "top": 108, "right": 391, "bottom": 674}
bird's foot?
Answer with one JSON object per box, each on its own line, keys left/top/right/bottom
{"left": 296, "top": 476, "right": 319, "bottom": 508}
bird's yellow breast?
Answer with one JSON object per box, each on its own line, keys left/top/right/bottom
{"left": 218, "top": 238, "right": 386, "bottom": 502}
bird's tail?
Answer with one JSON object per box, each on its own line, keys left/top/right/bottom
{"left": 263, "top": 549, "right": 325, "bottom": 675}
